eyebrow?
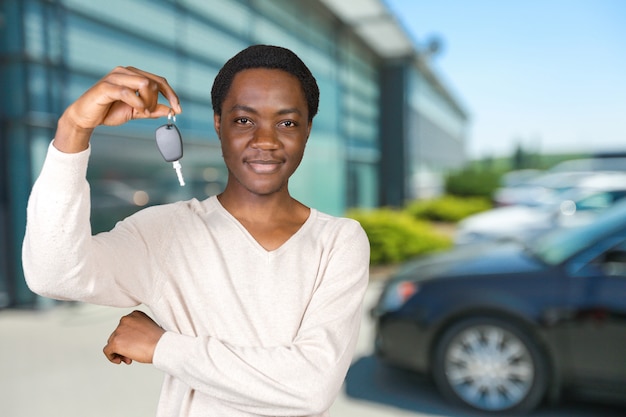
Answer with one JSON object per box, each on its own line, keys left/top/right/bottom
{"left": 228, "top": 104, "right": 303, "bottom": 116}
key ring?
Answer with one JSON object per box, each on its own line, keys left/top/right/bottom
{"left": 167, "top": 110, "right": 176, "bottom": 126}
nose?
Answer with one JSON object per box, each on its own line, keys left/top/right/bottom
{"left": 250, "top": 124, "right": 280, "bottom": 150}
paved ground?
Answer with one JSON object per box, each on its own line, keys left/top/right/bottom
{"left": 0, "top": 302, "right": 163, "bottom": 416}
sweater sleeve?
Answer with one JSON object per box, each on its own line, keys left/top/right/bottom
{"left": 22, "top": 141, "right": 152, "bottom": 307}
{"left": 152, "top": 221, "right": 370, "bottom": 416}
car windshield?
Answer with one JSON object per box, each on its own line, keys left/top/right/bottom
{"left": 530, "top": 200, "right": 626, "bottom": 265}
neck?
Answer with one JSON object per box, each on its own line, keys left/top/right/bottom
{"left": 217, "top": 190, "right": 296, "bottom": 222}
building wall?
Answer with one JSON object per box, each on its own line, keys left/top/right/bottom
{"left": 406, "top": 65, "right": 468, "bottom": 199}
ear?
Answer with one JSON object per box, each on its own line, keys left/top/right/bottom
{"left": 305, "top": 121, "right": 312, "bottom": 142}
{"left": 213, "top": 113, "right": 221, "bottom": 139}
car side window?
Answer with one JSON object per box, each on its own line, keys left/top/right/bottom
{"left": 575, "top": 192, "right": 612, "bottom": 212}
{"left": 569, "top": 236, "right": 626, "bottom": 277}
{"left": 595, "top": 241, "right": 626, "bottom": 277}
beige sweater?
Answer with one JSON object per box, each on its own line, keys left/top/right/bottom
{"left": 22, "top": 143, "right": 370, "bottom": 417}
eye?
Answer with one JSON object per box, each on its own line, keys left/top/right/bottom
{"left": 235, "top": 117, "right": 252, "bottom": 125}
{"left": 279, "top": 120, "right": 297, "bottom": 127}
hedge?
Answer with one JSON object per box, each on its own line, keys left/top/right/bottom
{"left": 347, "top": 208, "right": 452, "bottom": 265}
{"left": 404, "top": 195, "right": 492, "bottom": 223}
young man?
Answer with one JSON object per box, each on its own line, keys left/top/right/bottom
{"left": 22, "top": 45, "right": 370, "bottom": 416}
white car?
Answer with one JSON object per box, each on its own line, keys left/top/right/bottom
{"left": 456, "top": 173, "right": 626, "bottom": 245}
{"left": 493, "top": 158, "right": 626, "bottom": 207}
{"left": 492, "top": 170, "right": 597, "bottom": 207}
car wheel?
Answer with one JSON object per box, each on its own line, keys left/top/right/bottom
{"left": 433, "top": 316, "right": 548, "bottom": 414}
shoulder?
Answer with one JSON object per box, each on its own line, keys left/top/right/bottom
{"left": 308, "top": 211, "right": 370, "bottom": 281}
{"left": 311, "top": 210, "right": 369, "bottom": 247}
{"left": 131, "top": 198, "right": 204, "bottom": 217}
{"left": 316, "top": 211, "right": 363, "bottom": 231}
{"left": 116, "top": 197, "right": 208, "bottom": 233}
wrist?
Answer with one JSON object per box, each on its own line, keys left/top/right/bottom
{"left": 53, "top": 111, "right": 94, "bottom": 153}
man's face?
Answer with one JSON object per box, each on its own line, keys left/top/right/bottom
{"left": 214, "top": 68, "right": 312, "bottom": 197}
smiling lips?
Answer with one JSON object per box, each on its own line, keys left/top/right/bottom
{"left": 245, "top": 159, "right": 283, "bottom": 174}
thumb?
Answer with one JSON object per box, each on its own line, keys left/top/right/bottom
{"left": 131, "top": 103, "right": 180, "bottom": 121}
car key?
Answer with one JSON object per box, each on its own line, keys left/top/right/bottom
{"left": 155, "top": 113, "right": 185, "bottom": 186}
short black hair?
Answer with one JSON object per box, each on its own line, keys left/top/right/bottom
{"left": 211, "top": 45, "right": 319, "bottom": 121}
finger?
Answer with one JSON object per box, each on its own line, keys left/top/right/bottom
{"left": 77, "top": 82, "right": 145, "bottom": 127}
{"left": 125, "top": 66, "right": 182, "bottom": 114}
{"left": 134, "top": 78, "right": 159, "bottom": 115}
{"left": 112, "top": 354, "right": 132, "bottom": 365}
{"left": 92, "top": 88, "right": 168, "bottom": 125}
{"left": 99, "top": 72, "right": 179, "bottom": 120}
{"left": 103, "top": 342, "right": 133, "bottom": 365}
{"left": 97, "top": 75, "right": 157, "bottom": 113}
{"left": 129, "top": 103, "right": 173, "bottom": 121}
{"left": 103, "top": 344, "right": 121, "bottom": 364}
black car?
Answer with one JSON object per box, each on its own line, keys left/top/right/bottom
{"left": 372, "top": 200, "right": 626, "bottom": 414}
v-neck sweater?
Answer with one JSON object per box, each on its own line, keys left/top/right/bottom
{"left": 22, "top": 143, "right": 370, "bottom": 417}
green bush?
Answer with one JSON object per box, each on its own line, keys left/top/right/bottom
{"left": 404, "top": 195, "right": 492, "bottom": 223}
{"left": 445, "top": 169, "right": 501, "bottom": 198}
{"left": 347, "top": 208, "right": 452, "bottom": 265}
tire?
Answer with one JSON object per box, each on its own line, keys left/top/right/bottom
{"left": 432, "top": 316, "right": 548, "bottom": 414}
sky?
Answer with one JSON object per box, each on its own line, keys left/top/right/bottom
{"left": 384, "top": 0, "right": 626, "bottom": 159}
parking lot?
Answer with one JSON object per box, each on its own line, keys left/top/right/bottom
{"left": 1, "top": 278, "right": 625, "bottom": 416}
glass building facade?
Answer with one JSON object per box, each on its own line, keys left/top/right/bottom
{"left": 0, "top": 0, "right": 467, "bottom": 307}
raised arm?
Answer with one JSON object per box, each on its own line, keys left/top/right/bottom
{"left": 22, "top": 66, "right": 182, "bottom": 306}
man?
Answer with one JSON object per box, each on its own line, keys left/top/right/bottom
{"left": 22, "top": 45, "right": 370, "bottom": 416}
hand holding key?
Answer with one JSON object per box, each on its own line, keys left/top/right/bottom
{"left": 54, "top": 66, "right": 182, "bottom": 154}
